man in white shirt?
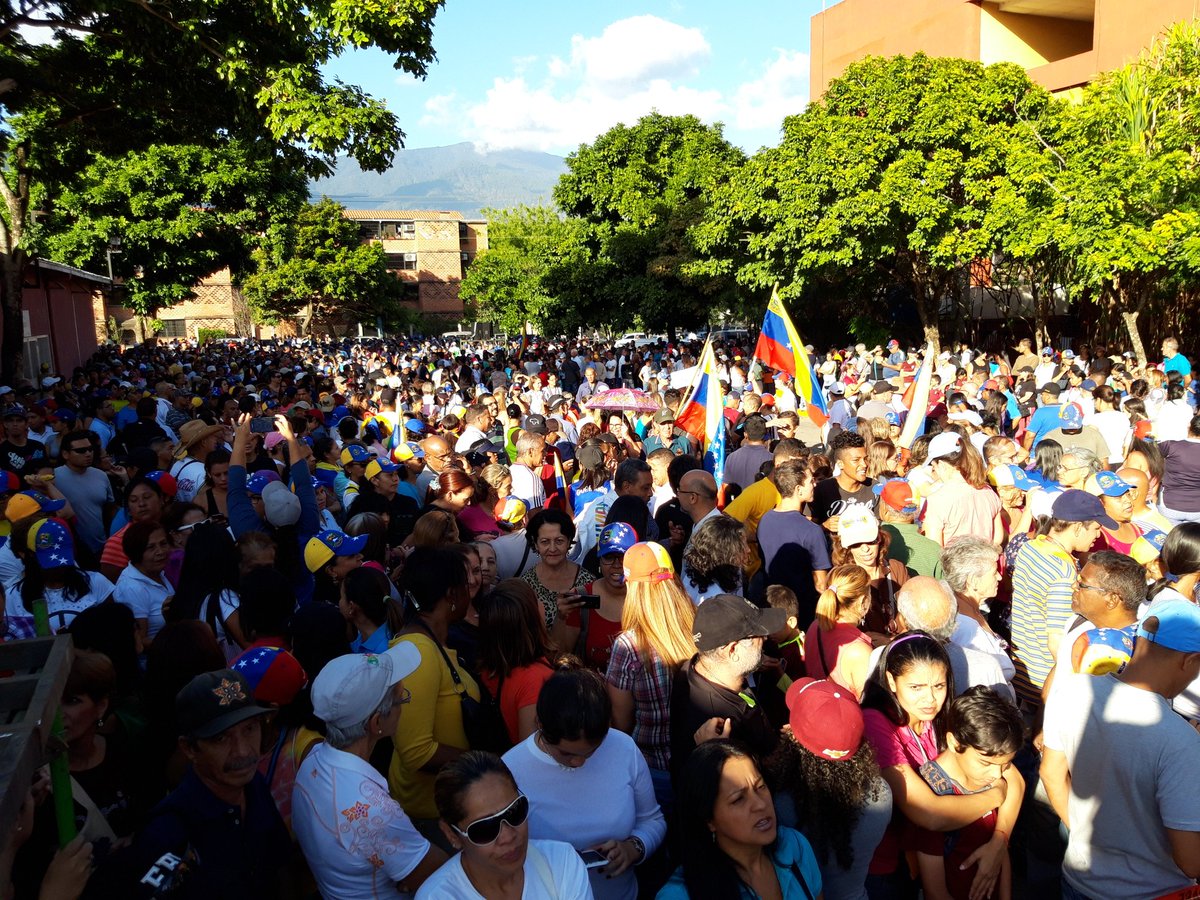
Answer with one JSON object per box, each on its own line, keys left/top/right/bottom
{"left": 1041, "top": 599, "right": 1200, "bottom": 900}
{"left": 295, "top": 643, "right": 446, "bottom": 898}
{"left": 509, "top": 428, "right": 547, "bottom": 510}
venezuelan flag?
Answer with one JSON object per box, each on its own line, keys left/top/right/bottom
{"left": 753, "top": 287, "right": 828, "bottom": 426}
{"left": 898, "top": 341, "right": 936, "bottom": 450}
{"left": 675, "top": 338, "right": 724, "bottom": 451}
{"left": 552, "top": 449, "right": 572, "bottom": 514}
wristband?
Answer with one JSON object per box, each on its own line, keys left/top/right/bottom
{"left": 628, "top": 835, "right": 646, "bottom": 863}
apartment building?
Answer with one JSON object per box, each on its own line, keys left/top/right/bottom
{"left": 344, "top": 209, "right": 489, "bottom": 318}
{"left": 811, "top": 0, "right": 1199, "bottom": 97}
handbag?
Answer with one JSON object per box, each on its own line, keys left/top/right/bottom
{"left": 412, "top": 620, "right": 510, "bottom": 753}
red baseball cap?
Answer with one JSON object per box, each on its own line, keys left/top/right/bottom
{"left": 785, "top": 678, "right": 864, "bottom": 761}
{"left": 879, "top": 479, "right": 918, "bottom": 515}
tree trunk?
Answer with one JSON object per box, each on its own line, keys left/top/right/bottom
{"left": 1, "top": 249, "right": 26, "bottom": 387}
{"left": 915, "top": 291, "right": 941, "bottom": 357}
{"left": 1122, "top": 307, "right": 1147, "bottom": 368}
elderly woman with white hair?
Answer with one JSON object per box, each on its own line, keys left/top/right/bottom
{"left": 293, "top": 644, "right": 447, "bottom": 898}
{"left": 938, "top": 537, "right": 1016, "bottom": 683}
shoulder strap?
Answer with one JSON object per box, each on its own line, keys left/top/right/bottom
{"left": 789, "top": 860, "right": 816, "bottom": 900}
{"left": 814, "top": 626, "right": 831, "bottom": 678}
{"left": 409, "top": 623, "right": 467, "bottom": 696}
{"left": 516, "top": 537, "right": 532, "bottom": 575}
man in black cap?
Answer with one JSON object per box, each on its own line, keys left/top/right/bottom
{"left": 643, "top": 408, "right": 689, "bottom": 456}
{"left": 1023, "top": 382, "right": 1064, "bottom": 451}
{"left": 668, "top": 593, "right": 788, "bottom": 779}
{"left": 100, "top": 669, "right": 291, "bottom": 898}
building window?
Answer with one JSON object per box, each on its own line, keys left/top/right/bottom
{"left": 459, "top": 221, "right": 469, "bottom": 240}
{"left": 385, "top": 252, "right": 417, "bottom": 270}
{"left": 358, "top": 221, "right": 381, "bottom": 241}
{"left": 160, "top": 319, "right": 187, "bottom": 338}
{"left": 381, "top": 220, "right": 415, "bottom": 239}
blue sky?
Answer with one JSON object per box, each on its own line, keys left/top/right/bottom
{"left": 325, "top": 0, "right": 828, "bottom": 157}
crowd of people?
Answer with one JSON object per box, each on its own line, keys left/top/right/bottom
{"left": 2, "top": 329, "right": 1200, "bottom": 900}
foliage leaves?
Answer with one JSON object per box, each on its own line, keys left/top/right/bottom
{"left": 240, "top": 197, "right": 405, "bottom": 330}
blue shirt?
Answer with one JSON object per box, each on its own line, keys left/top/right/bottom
{"left": 350, "top": 623, "right": 393, "bottom": 654}
{"left": 1165, "top": 353, "right": 1192, "bottom": 378}
{"left": 1027, "top": 404, "right": 1063, "bottom": 448}
{"left": 110, "top": 768, "right": 291, "bottom": 899}
{"left": 657, "top": 826, "right": 822, "bottom": 900}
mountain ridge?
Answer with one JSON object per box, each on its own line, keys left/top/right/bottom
{"left": 309, "top": 142, "right": 567, "bottom": 218}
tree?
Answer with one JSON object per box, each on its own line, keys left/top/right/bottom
{"left": 553, "top": 112, "right": 746, "bottom": 336}
{"left": 458, "top": 205, "right": 590, "bottom": 335}
{"left": 240, "top": 198, "right": 404, "bottom": 334}
{"left": 0, "top": 0, "right": 443, "bottom": 382}
{"left": 43, "top": 143, "right": 305, "bottom": 313}
{"left": 1055, "top": 25, "right": 1200, "bottom": 365}
{"left": 697, "top": 54, "right": 1055, "bottom": 351}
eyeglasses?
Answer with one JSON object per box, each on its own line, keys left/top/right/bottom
{"left": 397, "top": 687, "right": 412, "bottom": 706}
{"left": 1058, "top": 464, "right": 1086, "bottom": 473}
{"left": 174, "top": 516, "right": 225, "bottom": 533}
{"left": 1076, "top": 581, "right": 1112, "bottom": 595}
{"left": 451, "top": 792, "right": 529, "bottom": 845}
{"left": 66, "top": 446, "right": 94, "bottom": 454}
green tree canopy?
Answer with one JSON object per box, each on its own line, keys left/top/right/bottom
{"left": 240, "top": 197, "right": 404, "bottom": 334}
{"left": 553, "top": 112, "right": 747, "bottom": 336}
{"left": 458, "top": 205, "right": 591, "bottom": 336}
{"left": 0, "top": 0, "right": 443, "bottom": 381}
{"left": 696, "top": 54, "right": 1055, "bottom": 351}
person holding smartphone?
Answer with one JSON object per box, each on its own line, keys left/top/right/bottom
{"left": 560, "top": 522, "right": 637, "bottom": 672}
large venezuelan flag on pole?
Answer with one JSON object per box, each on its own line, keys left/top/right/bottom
{"left": 898, "top": 341, "right": 936, "bottom": 450}
{"left": 675, "top": 338, "right": 725, "bottom": 478}
{"left": 753, "top": 287, "right": 829, "bottom": 426}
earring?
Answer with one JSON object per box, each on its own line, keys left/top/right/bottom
{"left": 710, "top": 830, "right": 716, "bottom": 844}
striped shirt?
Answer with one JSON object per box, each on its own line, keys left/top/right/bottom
{"left": 1010, "top": 535, "right": 1078, "bottom": 705}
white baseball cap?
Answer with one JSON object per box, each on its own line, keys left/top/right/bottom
{"left": 927, "top": 431, "right": 963, "bottom": 462}
{"left": 312, "top": 643, "right": 421, "bottom": 729}
{"left": 838, "top": 505, "right": 880, "bottom": 547}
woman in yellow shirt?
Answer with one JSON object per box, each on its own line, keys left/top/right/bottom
{"left": 388, "top": 544, "right": 478, "bottom": 851}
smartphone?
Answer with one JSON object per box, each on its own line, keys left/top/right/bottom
{"left": 579, "top": 594, "right": 601, "bottom": 610}
{"left": 250, "top": 416, "right": 278, "bottom": 434}
{"left": 578, "top": 849, "right": 608, "bottom": 869}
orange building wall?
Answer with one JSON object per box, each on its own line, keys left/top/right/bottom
{"left": 812, "top": 0, "right": 1200, "bottom": 97}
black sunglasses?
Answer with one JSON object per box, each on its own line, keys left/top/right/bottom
{"left": 451, "top": 792, "right": 529, "bottom": 845}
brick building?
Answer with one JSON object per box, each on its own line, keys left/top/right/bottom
{"left": 812, "top": 0, "right": 1198, "bottom": 98}
{"left": 344, "top": 209, "right": 488, "bottom": 320}
{"left": 106, "top": 267, "right": 257, "bottom": 344}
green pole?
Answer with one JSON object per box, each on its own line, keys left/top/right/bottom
{"left": 31, "top": 598, "right": 77, "bottom": 848}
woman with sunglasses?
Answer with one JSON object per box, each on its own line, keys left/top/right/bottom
{"left": 503, "top": 664, "right": 666, "bottom": 900}
{"left": 420, "top": 751, "right": 591, "bottom": 899}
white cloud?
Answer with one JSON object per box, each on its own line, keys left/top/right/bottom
{"left": 426, "top": 15, "right": 805, "bottom": 154}
{"left": 420, "top": 91, "right": 458, "bottom": 128}
{"left": 732, "top": 49, "right": 810, "bottom": 131}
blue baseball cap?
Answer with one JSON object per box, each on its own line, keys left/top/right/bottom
{"left": 27, "top": 518, "right": 75, "bottom": 569}
{"left": 340, "top": 444, "right": 373, "bottom": 466}
{"left": 884, "top": 411, "right": 902, "bottom": 426}
{"left": 1052, "top": 489, "right": 1117, "bottom": 530}
{"left": 599, "top": 522, "right": 638, "bottom": 558}
{"left": 246, "top": 470, "right": 282, "bottom": 496}
{"left": 988, "top": 464, "right": 1035, "bottom": 492}
{"left": 1138, "top": 599, "right": 1200, "bottom": 653}
{"left": 1090, "top": 471, "right": 1133, "bottom": 497}
{"left": 304, "top": 529, "right": 368, "bottom": 573}
{"left": 1058, "top": 403, "right": 1084, "bottom": 430}
{"left": 404, "top": 418, "right": 426, "bottom": 435}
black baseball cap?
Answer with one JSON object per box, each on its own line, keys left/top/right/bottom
{"left": 693, "top": 594, "right": 788, "bottom": 651}
{"left": 523, "top": 414, "right": 549, "bottom": 435}
{"left": 1041, "top": 383, "right": 1062, "bottom": 397}
{"left": 176, "top": 669, "right": 271, "bottom": 739}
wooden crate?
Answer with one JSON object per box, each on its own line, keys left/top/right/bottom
{"left": 0, "top": 636, "right": 74, "bottom": 877}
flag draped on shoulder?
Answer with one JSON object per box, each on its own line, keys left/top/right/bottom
{"left": 675, "top": 337, "right": 726, "bottom": 486}
{"left": 552, "top": 449, "right": 572, "bottom": 514}
{"left": 754, "top": 288, "right": 828, "bottom": 426}
{"left": 898, "top": 341, "right": 936, "bottom": 450}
